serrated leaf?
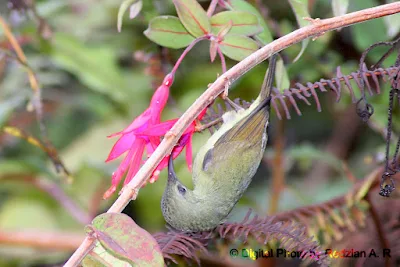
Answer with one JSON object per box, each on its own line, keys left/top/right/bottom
{"left": 210, "top": 11, "right": 261, "bottom": 36}
{"left": 219, "top": 34, "right": 258, "bottom": 61}
{"left": 227, "top": 0, "right": 273, "bottom": 44}
{"left": 144, "top": 16, "right": 195, "bottom": 49}
{"left": 88, "top": 213, "right": 163, "bottom": 266}
{"left": 331, "top": 0, "right": 349, "bottom": 17}
{"left": 288, "top": 0, "right": 311, "bottom": 62}
{"left": 172, "top": 0, "right": 211, "bottom": 37}
{"left": 117, "top": 0, "right": 141, "bottom": 32}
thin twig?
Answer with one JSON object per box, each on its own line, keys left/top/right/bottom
{"left": 171, "top": 36, "right": 208, "bottom": 74}
{"left": 207, "top": 0, "right": 219, "bottom": 17}
{"left": 195, "top": 117, "right": 223, "bottom": 132}
{"left": 34, "top": 179, "right": 92, "bottom": 224}
{"left": 217, "top": 46, "right": 226, "bottom": 74}
{"left": 1, "top": 175, "right": 91, "bottom": 224}
{"left": 64, "top": 3, "right": 400, "bottom": 266}
{"left": 0, "top": 230, "right": 85, "bottom": 250}
{"left": 0, "top": 16, "right": 70, "bottom": 178}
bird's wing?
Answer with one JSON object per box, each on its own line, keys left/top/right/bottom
{"left": 202, "top": 101, "right": 269, "bottom": 173}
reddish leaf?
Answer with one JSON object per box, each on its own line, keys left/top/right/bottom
{"left": 209, "top": 40, "right": 218, "bottom": 62}
{"left": 87, "top": 213, "right": 164, "bottom": 266}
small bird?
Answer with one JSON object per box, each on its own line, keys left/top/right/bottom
{"left": 161, "top": 55, "right": 277, "bottom": 232}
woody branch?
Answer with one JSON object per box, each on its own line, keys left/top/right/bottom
{"left": 64, "top": 2, "right": 400, "bottom": 266}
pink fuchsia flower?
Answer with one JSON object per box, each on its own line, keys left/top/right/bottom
{"left": 142, "top": 107, "right": 207, "bottom": 182}
{"left": 103, "top": 74, "right": 173, "bottom": 199}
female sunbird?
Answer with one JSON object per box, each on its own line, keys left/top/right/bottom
{"left": 161, "top": 55, "right": 277, "bottom": 232}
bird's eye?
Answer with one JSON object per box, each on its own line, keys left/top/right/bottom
{"left": 177, "top": 185, "right": 186, "bottom": 195}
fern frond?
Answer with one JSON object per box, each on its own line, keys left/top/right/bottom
{"left": 153, "top": 229, "right": 209, "bottom": 265}
{"left": 201, "top": 66, "right": 400, "bottom": 126}
{"left": 216, "top": 209, "right": 330, "bottom": 266}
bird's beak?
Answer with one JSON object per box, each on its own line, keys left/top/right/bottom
{"left": 168, "top": 155, "right": 178, "bottom": 183}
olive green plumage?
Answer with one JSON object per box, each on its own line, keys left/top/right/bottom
{"left": 161, "top": 55, "right": 277, "bottom": 232}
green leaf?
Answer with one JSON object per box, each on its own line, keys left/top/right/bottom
{"left": 86, "top": 213, "right": 164, "bottom": 266}
{"left": 287, "top": 143, "right": 343, "bottom": 172}
{"left": 219, "top": 34, "right": 259, "bottom": 61}
{"left": 383, "top": 0, "right": 400, "bottom": 38}
{"left": 288, "top": 0, "right": 311, "bottom": 62}
{"left": 51, "top": 33, "right": 126, "bottom": 102}
{"left": 129, "top": 0, "right": 143, "bottom": 19}
{"left": 172, "top": 0, "right": 211, "bottom": 37}
{"left": 331, "top": 0, "right": 349, "bottom": 17}
{"left": 225, "top": 0, "right": 290, "bottom": 94}
{"left": 275, "top": 57, "right": 290, "bottom": 92}
{"left": 227, "top": 0, "right": 273, "bottom": 44}
{"left": 86, "top": 226, "right": 136, "bottom": 265}
{"left": 0, "top": 95, "right": 25, "bottom": 126}
{"left": 355, "top": 170, "right": 377, "bottom": 202}
{"left": 210, "top": 11, "right": 261, "bottom": 36}
{"left": 117, "top": 0, "right": 141, "bottom": 32}
{"left": 83, "top": 244, "right": 132, "bottom": 267}
{"left": 144, "top": 16, "right": 195, "bottom": 49}
{"left": 82, "top": 252, "right": 110, "bottom": 267}
{"left": 0, "top": 197, "right": 59, "bottom": 230}
{"left": 352, "top": 0, "right": 388, "bottom": 55}
{"left": 216, "top": 20, "right": 233, "bottom": 39}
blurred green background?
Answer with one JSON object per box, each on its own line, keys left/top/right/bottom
{"left": 0, "top": 0, "right": 399, "bottom": 266}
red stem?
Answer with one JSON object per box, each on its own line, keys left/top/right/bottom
{"left": 171, "top": 36, "right": 208, "bottom": 75}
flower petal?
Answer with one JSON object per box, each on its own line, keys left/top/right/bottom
{"left": 108, "top": 109, "right": 152, "bottom": 138}
{"left": 103, "top": 185, "right": 117, "bottom": 199}
{"left": 148, "top": 74, "right": 174, "bottom": 122}
{"left": 105, "top": 132, "right": 136, "bottom": 162}
{"left": 140, "top": 119, "right": 177, "bottom": 136}
{"left": 108, "top": 143, "right": 137, "bottom": 192}
{"left": 145, "top": 140, "right": 156, "bottom": 156}
{"left": 124, "top": 138, "right": 146, "bottom": 185}
{"left": 198, "top": 107, "right": 208, "bottom": 120}
{"left": 150, "top": 86, "right": 169, "bottom": 122}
